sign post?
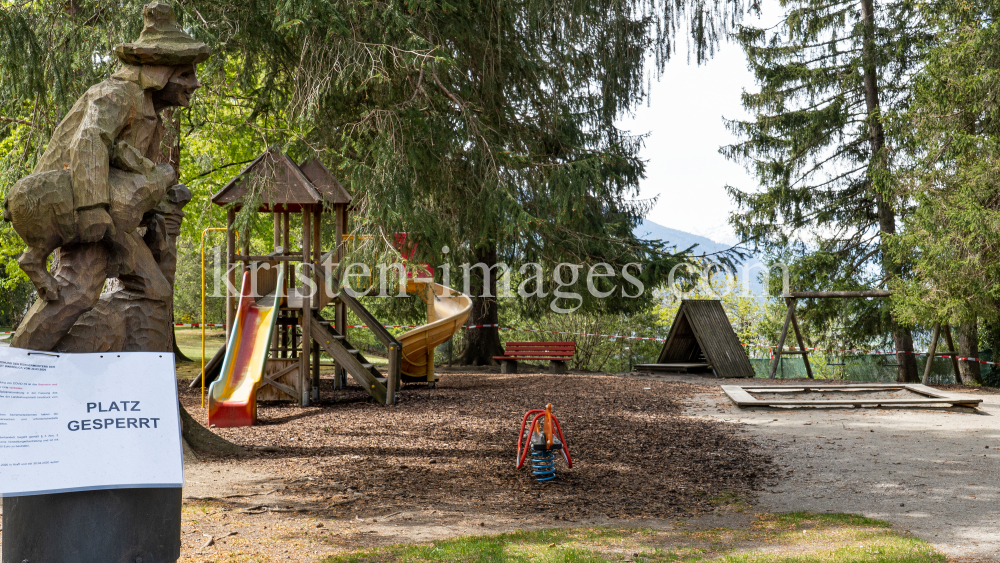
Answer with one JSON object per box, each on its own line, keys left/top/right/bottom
{"left": 1, "top": 348, "right": 184, "bottom": 562}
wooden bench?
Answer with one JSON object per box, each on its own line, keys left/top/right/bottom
{"left": 494, "top": 341, "right": 576, "bottom": 374}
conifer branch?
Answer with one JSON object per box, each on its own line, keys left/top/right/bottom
{"left": 395, "top": 64, "right": 425, "bottom": 108}
{"left": 0, "top": 116, "right": 33, "bottom": 126}
{"left": 182, "top": 158, "right": 257, "bottom": 183}
{"left": 430, "top": 64, "right": 463, "bottom": 109}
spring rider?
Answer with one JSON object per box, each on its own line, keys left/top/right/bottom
{"left": 516, "top": 404, "right": 573, "bottom": 481}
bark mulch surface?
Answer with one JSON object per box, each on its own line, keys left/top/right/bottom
{"left": 180, "top": 369, "right": 773, "bottom": 521}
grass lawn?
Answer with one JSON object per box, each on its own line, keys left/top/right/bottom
{"left": 322, "top": 513, "right": 942, "bottom": 563}
{"left": 175, "top": 326, "right": 227, "bottom": 363}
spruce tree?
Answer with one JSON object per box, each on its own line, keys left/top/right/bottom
{"left": 2, "top": 0, "right": 749, "bottom": 364}
{"left": 723, "top": 0, "right": 927, "bottom": 381}
{"left": 889, "top": 0, "right": 1000, "bottom": 384}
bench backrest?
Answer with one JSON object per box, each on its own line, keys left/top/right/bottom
{"left": 503, "top": 341, "right": 576, "bottom": 358}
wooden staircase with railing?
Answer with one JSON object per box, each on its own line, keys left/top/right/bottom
{"left": 311, "top": 286, "right": 402, "bottom": 405}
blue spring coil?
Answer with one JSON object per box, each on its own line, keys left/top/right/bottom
{"left": 531, "top": 447, "right": 556, "bottom": 481}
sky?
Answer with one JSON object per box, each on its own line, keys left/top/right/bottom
{"left": 617, "top": 7, "right": 776, "bottom": 246}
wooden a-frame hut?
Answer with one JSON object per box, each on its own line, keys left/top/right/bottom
{"left": 636, "top": 299, "right": 755, "bottom": 378}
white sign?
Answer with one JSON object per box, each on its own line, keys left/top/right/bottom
{"left": 0, "top": 348, "right": 183, "bottom": 496}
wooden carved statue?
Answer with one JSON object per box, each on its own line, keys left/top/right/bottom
{"left": 2, "top": 1, "right": 209, "bottom": 353}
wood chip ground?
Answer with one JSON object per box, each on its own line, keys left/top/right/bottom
{"left": 174, "top": 368, "right": 775, "bottom": 561}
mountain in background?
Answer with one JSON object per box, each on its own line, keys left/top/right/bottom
{"left": 634, "top": 219, "right": 769, "bottom": 295}
{"left": 633, "top": 219, "right": 733, "bottom": 256}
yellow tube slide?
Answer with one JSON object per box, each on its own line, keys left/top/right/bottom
{"left": 399, "top": 281, "right": 472, "bottom": 381}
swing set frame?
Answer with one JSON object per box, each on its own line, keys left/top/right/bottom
{"left": 769, "top": 290, "right": 892, "bottom": 379}
{"left": 770, "top": 290, "right": 967, "bottom": 383}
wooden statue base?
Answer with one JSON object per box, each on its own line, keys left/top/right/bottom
{"left": 2, "top": 488, "right": 182, "bottom": 563}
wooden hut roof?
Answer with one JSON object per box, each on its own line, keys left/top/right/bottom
{"left": 656, "top": 299, "right": 755, "bottom": 378}
{"left": 211, "top": 148, "right": 351, "bottom": 211}
{"left": 299, "top": 158, "right": 352, "bottom": 204}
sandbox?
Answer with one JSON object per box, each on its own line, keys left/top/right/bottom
{"left": 721, "top": 383, "right": 982, "bottom": 408}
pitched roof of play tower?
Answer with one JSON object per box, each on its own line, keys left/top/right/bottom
{"left": 211, "top": 147, "right": 351, "bottom": 211}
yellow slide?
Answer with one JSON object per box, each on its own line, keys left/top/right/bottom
{"left": 208, "top": 266, "right": 283, "bottom": 427}
{"left": 399, "top": 281, "right": 472, "bottom": 382}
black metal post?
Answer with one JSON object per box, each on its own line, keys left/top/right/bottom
{"left": 2, "top": 487, "right": 182, "bottom": 563}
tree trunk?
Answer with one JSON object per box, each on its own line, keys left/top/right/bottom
{"left": 156, "top": 108, "right": 234, "bottom": 454}
{"left": 457, "top": 244, "right": 504, "bottom": 365}
{"left": 889, "top": 325, "right": 918, "bottom": 382}
{"left": 957, "top": 320, "right": 983, "bottom": 385}
{"left": 160, "top": 108, "right": 191, "bottom": 364}
{"left": 986, "top": 304, "right": 1000, "bottom": 386}
{"left": 860, "top": 0, "right": 918, "bottom": 382}
{"left": 993, "top": 326, "right": 1000, "bottom": 384}
{"left": 172, "top": 330, "right": 191, "bottom": 361}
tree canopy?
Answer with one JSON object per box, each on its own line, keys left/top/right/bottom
{"left": 888, "top": 0, "right": 1000, "bottom": 379}
{"left": 1, "top": 0, "right": 754, "bottom": 361}
{"left": 723, "top": 0, "right": 928, "bottom": 380}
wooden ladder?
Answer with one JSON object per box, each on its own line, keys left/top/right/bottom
{"left": 310, "top": 307, "right": 401, "bottom": 405}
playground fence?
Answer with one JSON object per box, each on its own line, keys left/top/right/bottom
{"left": 755, "top": 353, "right": 998, "bottom": 384}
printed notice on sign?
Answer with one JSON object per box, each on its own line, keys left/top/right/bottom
{"left": 0, "top": 348, "right": 183, "bottom": 496}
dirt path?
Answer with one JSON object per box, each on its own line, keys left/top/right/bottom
{"left": 652, "top": 373, "right": 1000, "bottom": 561}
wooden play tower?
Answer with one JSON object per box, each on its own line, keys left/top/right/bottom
{"left": 210, "top": 147, "right": 403, "bottom": 406}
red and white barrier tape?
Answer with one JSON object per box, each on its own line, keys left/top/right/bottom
{"left": 343, "top": 323, "right": 669, "bottom": 342}
{"left": 160, "top": 322, "right": 997, "bottom": 365}
{"left": 758, "top": 344, "right": 1000, "bottom": 366}
{"left": 347, "top": 324, "right": 999, "bottom": 364}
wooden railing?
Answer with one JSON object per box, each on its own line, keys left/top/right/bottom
{"left": 335, "top": 281, "right": 401, "bottom": 403}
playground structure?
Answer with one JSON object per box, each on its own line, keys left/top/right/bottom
{"left": 205, "top": 148, "right": 471, "bottom": 426}
{"left": 920, "top": 322, "right": 967, "bottom": 385}
{"left": 766, "top": 291, "right": 980, "bottom": 383}
{"left": 515, "top": 404, "right": 572, "bottom": 482}
{"left": 207, "top": 267, "right": 285, "bottom": 426}
{"left": 635, "top": 299, "right": 755, "bottom": 378}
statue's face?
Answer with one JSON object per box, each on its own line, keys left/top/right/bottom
{"left": 153, "top": 64, "right": 200, "bottom": 109}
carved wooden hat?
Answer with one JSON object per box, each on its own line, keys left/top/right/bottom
{"left": 115, "top": 2, "right": 210, "bottom": 66}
